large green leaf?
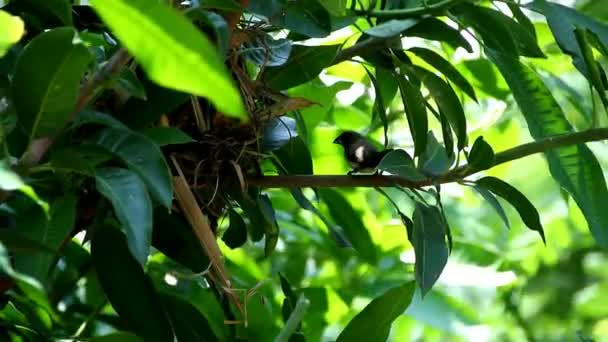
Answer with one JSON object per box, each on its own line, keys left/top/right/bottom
{"left": 404, "top": 18, "right": 472, "bottom": 53}
{"left": 93, "top": 127, "right": 173, "bottom": 208}
{"left": 396, "top": 72, "right": 427, "bottom": 156}
{"left": 0, "top": 10, "right": 24, "bottom": 57}
{"left": 364, "top": 19, "right": 418, "bottom": 38}
{"left": 488, "top": 49, "right": 608, "bottom": 246}
{"left": 377, "top": 149, "right": 425, "bottom": 180}
{"left": 90, "top": 0, "right": 245, "bottom": 119}
{"left": 318, "top": 189, "right": 378, "bottom": 263}
{"left": 0, "top": 162, "right": 49, "bottom": 215}
{"left": 412, "top": 203, "right": 449, "bottom": 297}
{"left": 336, "top": 282, "right": 415, "bottom": 342}
{"left": 13, "top": 196, "right": 75, "bottom": 283}
{"left": 476, "top": 176, "right": 545, "bottom": 243}
{"left": 273, "top": 137, "right": 313, "bottom": 175}
{"left": 91, "top": 224, "right": 173, "bottom": 342}
{"left": 263, "top": 44, "right": 340, "bottom": 90}
{"left": 95, "top": 167, "right": 153, "bottom": 266}
{"left": 12, "top": 27, "right": 93, "bottom": 139}
{"left": 160, "top": 293, "right": 218, "bottom": 342}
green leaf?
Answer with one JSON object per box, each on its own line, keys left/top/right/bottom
{"left": 471, "top": 185, "right": 510, "bottom": 230}
{"left": 273, "top": 137, "right": 313, "bottom": 175}
{"left": 160, "top": 293, "right": 219, "bottom": 342}
{"left": 263, "top": 44, "right": 340, "bottom": 90}
{"left": 142, "top": 127, "right": 194, "bottom": 146}
{"left": 186, "top": 8, "right": 230, "bottom": 57}
{"left": 262, "top": 117, "right": 298, "bottom": 152}
{"left": 242, "top": 34, "right": 292, "bottom": 67}
{"left": 0, "top": 10, "right": 24, "bottom": 57}
{"left": 198, "top": 0, "right": 242, "bottom": 11}
{"left": 418, "top": 132, "right": 453, "bottom": 176}
{"left": 249, "top": 0, "right": 332, "bottom": 38}
{"left": 467, "top": 136, "right": 494, "bottom": 171}
{"left": 114, "top": 68, "right": 147, "bottom": 100}
{"left": 408, "top": 47, "right": 477, "bottom": 102}
{"left": 574, "top": 27, "right": 608, "bottom": 109}
{"left": 95, "top": 167, "right": 153, "bottom": 265}
{"left": 336, "top": 282, "right": 415, "bottom": 342}
{"left": 364, "top": 19, "right": 418, "bottom": 38}
{"left": 72, "top": 110, "right": 129, "bottom": 130}
{"left": 396, "top": 72, "right": 427, "bottom": 156}
{"left": 12, "top": 27, "right": 93, "bottom": 139}
{"left": 318, "top": 189, "right": 378, "bottom": 263}
{"left": 222, "top": 209, "right": 248, "bottom": 249}
{"left": 91, "top": 224, "right": 173, "bottom": 342}
{"left": 528, "top": 0, "right": 608, "bottom": 81}
{"left": 318, "top": 0, "right": 346, "bottom": 16}
{"left": 377, "top": 149, "right": 425, "bottom": 181}
{"left": 412, "top": 66, "right": 467, "bottom": 151}
{"left": 90, "top": 332, "right": 144, "bottom": 342}
{"left": 19, "top": 0, "right": 73, "bottom": 26}
{"left": 487, "top": 48, "right": 608, "bottom": 246}
{"left": 13, "top": 196, "right": 75, "bottom": 283}
{"left": 90, "top": 0, "right": 246, "bottom": 119}
{"left": 365, "top": 67, "right": 388, "bottom": 147}
{"left": 121, "top": 81, "right": 189, "bottom": 130}
{"left": 412, "top": 203, "right": 449, "bottom": 297}
{"left": 476, "top": 176, "right": 545, "bottom": 243}
{"left": 93, "top": 127, "right": 173, "bottom": 208}
{"left": 404, "top": 18, "right": 472, "bottom": 53}
{"left": 49, "top": 145, "right": 111, "bottom": 175}
{"left": 257, "top": 194, "right": 279, "bottom": 257}
{"left": 507, "top": 3, "right": 537, "bottom": 40}
{"left": 0, "top": 162, "right": 49, "bottom": 215}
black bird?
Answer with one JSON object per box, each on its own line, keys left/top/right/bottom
{"left": 333, "top": 131, "right": 393, "bottom": 175}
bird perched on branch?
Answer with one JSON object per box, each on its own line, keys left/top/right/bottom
{"left": 333, "top": 131, "right": 393, "bottom": 175}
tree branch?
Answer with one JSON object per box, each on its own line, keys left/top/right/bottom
{"left": 248, "top": 128, "right": 608, "bottom": 188}
{"left": 352, "top": 0, "right": 468, "bottom": 19}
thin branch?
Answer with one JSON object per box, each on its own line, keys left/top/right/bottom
{"left": 352, "top": 0, "right": 467, "bottom": 19}
{"left": 248, "top": 128, "right": 608, "bottom": 188}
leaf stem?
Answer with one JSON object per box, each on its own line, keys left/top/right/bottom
{"left": 248, "top": 128, "right": 608, "bottom": 188}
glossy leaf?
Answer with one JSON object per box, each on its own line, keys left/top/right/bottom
{"left": 528, "top": 0, "right": 608, "bottom": 80}
{"left": 377, "top": 149, "right": 425, "bottom": 180}
{"left": 319, "top": 189, "right": 378, "bottom": 263}
{"left": 273, "top": 137, "right": 313, "bottom": 175}
{"left": 364, "top": 19, "right": 418, "bottom": 38}
{"left": 412, "top": 203, "right": 449, "bottom": 297}
{"left": 404, "top": 18, "right": 472, "bottom": 53}
{"left": 72, "top": 110, "right": 129, "bottom": 130}
{"left": 262, "top": 117, "right": 298, "bottom": 152}
{"left": 90, "top": 0, "right": 246, "bottom": 119}
{"left": 472, "top": 185, "right": 510, "bottom": 230}
{"left": 263, "top": 44, "right": 340, "bottom": 90}
{"left": 95, "top": 167, "right": 153, "bottom": 266}
{"left": 13, "top": 196, "right": 75, "bottom": 283}
{"left": 574, "top": 28, "right": 608, "bottom": 109}
{"left": 488, "top": 48, "right": 608, "bottom": 246}
{"left": 408, "top": 47, "right": 477, "bottom": 101}
{"left": 243, "top": 34, "right": 292, "bottom": 67}
{"left": 142, "top": 127, "right": 194, "bottom": 146}
{"left": 412, "top": 66, "right": 467, "bottom": 151}
{"left": 91, "top": 224, "right": 173, "bottom": 342}
{"left": 396, "top": 72, "right": 427, "bottom": 156}
{"left": 467, "top": 136, "right": 494, "bottom": 171}
{"left": 476, "top": 176, "right": 545, "bottom": 243}
{"left": 337, "top": 282, "right": 415, "bottom": 342}
{"left": 12, "top": 27, "right": 93, "bottom": 139}
{"left": 222, "top": 209, "right": 248, "bottom": 249}
{"left": 0, "top": 10, "right": 24, "bottom": 57}
{"left": 160, "top": 293, "right": 218, "bottom": 342}
{"left": 93, "top": 127, "right": 173, "bottom": 208}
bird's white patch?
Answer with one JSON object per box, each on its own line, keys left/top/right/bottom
{"left": 354, "top": 145, "right": 365, "bottom": 162}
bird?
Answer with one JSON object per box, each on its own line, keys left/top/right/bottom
{"left": 333, "top": 131, "right": 393, "bottom": 175}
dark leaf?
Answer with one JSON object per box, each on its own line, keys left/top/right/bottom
{"left": 257, "top": 194, "right": 279, "bottom": 257}
{"left": 93, "top": 127, "right": 173, "bottom": 208}
{"left": 186, "top": 8, "right": 230, "bottom": 57}
{"left": 95, "top": 167, "right": 153, "bottom": 266}
{"left": 114, "top": 68, "right": 147, "bottom": 100}
{"left": 160, "top": 293, "right": 219, "bottom": 342}
{"left": 262, "top": 117, "right": 298, "bottom": 152}
{"left": 476, "top": 176, "right": 545, "bottom": 242}
{"left": 222, "top": 209, "right": 248, "bottom": 249}
{"left": 467, "top": 136, "right": 494, "bottom": 171}
{"left": 364, "top": 19, "right": 418, "bottom": 38}
{"left": 418, "top": 132, "right": 453, "bottom": 176}
{"left": 121, "top": 82, "right": 189, "bottom": 130}
{"left": 407, "top": 47, "right": 477, "bottom": 101}
{"left": 377, "top": 149, "right": 425, "bottom": 180}
{"left": 89, "top": 332, "right": 144, "bottom": 342}
{"left": 248, "top": 0, "right": 332, "bottom": 38}
{"left": 365, "top": 67, "right": 388, "bottom": 147}
{"left": 72, "top": 110, "right": 129, "bottom": 130}
{"left": 471, "top": 185, "right": 510, "bottom": 230}
{"left": 574, "top": 27, "right": 608, "bottom": 109}
{"left": 404, "top": 18, "right": 472, "bottom": 53}
{"left": 412, "top": 203, "right": 449, "bottom": 297}
{"left": 318, "top": 189, "right": 377, "bottom": 263}
{"left": 273, "top": 137, "right": 313, "bottom": 175}
{"left": 488, "top": 48, "right": 608, "bottom": 246}
{"left": 396, "top": 71, "right": 427, "bottom": 156}
{"left": 242, "top": 34, "right": 292, "bottom": 67}
{"left": 91, "top": 224, "right": 173, "bottom": 342}
{"left": 12, "top": 27, "right": 93, "bottom": 139}
{"left": 142, "top": 127, "right": 195, "bottom": 146}
{"left": 336, "top": 282, "right": 415, "bottom": 342}
{"left": 263, "top": 44, "right": 340, "bottom": 90}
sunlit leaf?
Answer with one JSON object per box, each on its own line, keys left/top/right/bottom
{"left": 114, "top": 68, "right": 147, "bottom": 100}
{"left": 488, "top": 48, "right": 608, "bottom": 246}
{"left": 90, "top": 0, "right": 246, "bottom": 119}
{"left": 91, "top": 224, "right": 173, "bottom": 342}
{"left": 365, "top": 67, "right": 389, "bottom": 147}
{"left": 412, "top": 203, "right": 449, "bottom": 297}
{"left": 95, "top": 167, "right": 153, "bottom": 265}
{"left": 242, "top": 34, "right": 292, "bottom": 67}
{"left": 93, "top": 127, "right": 173, "bottom": 208}
{"left": 18, "top": 0, "right": 73, "bottom": 25}
{"left": 0, "top": 10, "right": 24, "bottom": 57}
{"left": 476, "top": 176, "right": 545, "bottom": 243}
{"left": 337, "top": 282, "right": 415, "bottom": 342}
{"left": 0, "top": 162, "right": 49, "bottom": 215}
{"left": 12, "top": 27, "right": 93, "bottom": 139}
